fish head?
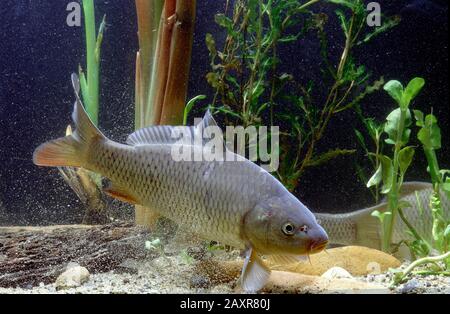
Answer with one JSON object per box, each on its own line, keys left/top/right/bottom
{"left": 243, "top": 194, "right": 329, "bottom": 256}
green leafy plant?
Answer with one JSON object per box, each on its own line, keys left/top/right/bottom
{"left": 354, "top": 116, "right": 385, "bottom": 203}
{"left": 203, "top": 0, "right": 398, "bottom": 191}
{"left": 366, "top": 77, "right": 425, "bottom": 252}
{"left": 361, "top": 78, "right": 449, "bottom": 283}
{"left": 405, "top": 110, "right": 450, "bottom": 266}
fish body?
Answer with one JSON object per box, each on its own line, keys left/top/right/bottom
{"left": 316, "top": 182, "right": 449, "bottom": 259}
{"left": 33, "top": 74, "right": 328, "bottom": 292}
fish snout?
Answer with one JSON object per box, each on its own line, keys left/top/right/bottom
{"left": 308, "top": 226, "right": 329, "bottom": 254}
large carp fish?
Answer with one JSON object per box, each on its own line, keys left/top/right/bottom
{"left": 33, "top": 74, "right": 328, "bottom": 292}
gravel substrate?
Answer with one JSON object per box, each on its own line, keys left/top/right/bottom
{"left": 0, "top": 249, "right": 448, "bottom": 294}
{"left": 360, "top": 263, "right": 450, "bottom": 294}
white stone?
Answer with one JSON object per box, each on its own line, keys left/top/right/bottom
{"left": 321, "top": 267, "right": 353, "bottom": 280}
{"left": 55, "top": 266, "right": 90, "bottom": 290}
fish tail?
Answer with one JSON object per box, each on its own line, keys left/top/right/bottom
{"left": 33, "top": 74, "right": 105, "bottom": 168}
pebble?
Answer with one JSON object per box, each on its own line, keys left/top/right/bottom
{"left": 55, "top": 265, "right": 90, "bottom": 290}
{"left": 399, "top": 279, "right": 421, "bottom": 294}
{"left": 321, "top": 267, "right": 353, "bottom": 280}
{"left": 187, "top": 246, "right": 207, "bottom": 261}
{"left": 190, "top": 274, "right": 211, "bottom": 289}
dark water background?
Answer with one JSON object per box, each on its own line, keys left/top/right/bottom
{"left": 0, "top": 0, "right": 448, "bottom": 225}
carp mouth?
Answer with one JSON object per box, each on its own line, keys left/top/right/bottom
{"left": 308, "top": 239, "right": 329, "bottom": 254}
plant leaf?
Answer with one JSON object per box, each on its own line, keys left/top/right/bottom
{"left": 384, "top": 108, "right": 412, "bottom": 146}
{"left": 403, "top": 77, "right": 425, "bottom": 105}
{"left": 374, "top": 154, "right": 394, "bottom": 194}
{"left": 384, "top": 80, "right": 404, "bottom": 106}
{"left": 371, "top": 210, "right": 391, "bottom": 223}
{"left": 183, "top": 95, "right": 207, "bottom": 125}
{"left": 354, "top": 129, "right": 367, "bottom": 151}
{"left": 367, "top": 164, "right": 382, "bottom": 188}
{"left": 417, "top": 113, "right": 441, "bottom": 150}
{"left": 305, "top": 149, "right": 356, "bottom": 168}
{"left": 398, "top": 146, "right": 415, "bottom": 175}
{"left": 413, "top": 109, "right": 424, "bottom": 127}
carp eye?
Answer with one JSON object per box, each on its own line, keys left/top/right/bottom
{"left": 282, "top": 222, "right": 296, "bottom": 236}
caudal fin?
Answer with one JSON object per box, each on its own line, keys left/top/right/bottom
{"left": 33, "top": 73, "right": 105, "bottom": 168}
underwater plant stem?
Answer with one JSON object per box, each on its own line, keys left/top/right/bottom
{"left": 135, "top": 0, "right": 165, "bottom": 128}
{"left": 135, "top": 52, "right": 143, "bottom": 129}
{"left": 298, "top": 0, "right": 321, "bottom": 11}
{"left": 398, "top": 207, "right": 424, "bottom": 243}
{"left": 423, "top": 148, "right": 441, "bottom": 185}
{"left": 384, "top": 107, "right": 408, "bottom": 252}
{"left": 337, "top": 12, "right": 354, "bottom": 81}
{"left": 82, "top": 0, "right": 100, "bottom": 126}
{"left": 160, "top": 0, "right": 196, "bottom": 125}
{"left": 393, "top": 251, "right": 450, "bottom": 285}
{"left": 150, "top": 1, "right": 176, "bottom": 126}
{"left": 135, "top": 0, "right": 154, "bottom": 128}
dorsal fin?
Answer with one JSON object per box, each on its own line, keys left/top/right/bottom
{"left": 126, "top": 125, "right": 195, "bottom": 146}
{"left": 196, "top": 109, "right": 218, "bottom": 129}
{"left": 126, "top": 110, "right": 224, "bottom": 148}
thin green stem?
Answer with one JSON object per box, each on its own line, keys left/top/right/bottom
{"left": 398, "top": 207, "right": 426, "bottom": 243}
{"left": 82, "top": 0, "right": 100, "bottom": 126}
{"left": 423, "top": 148, "right": 441, "bottom": 185}
{"left": 384, "top": 107, "right": 407, "bottom": 252}
{"left": 392, "top": 251, "right": 450, "bottom": 285}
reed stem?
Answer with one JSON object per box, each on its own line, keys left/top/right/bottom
{"left": 81, "top": 0, "right": 102, "bottom": 126}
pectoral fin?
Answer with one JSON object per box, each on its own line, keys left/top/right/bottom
{"left": 104, "top": 183, "right": 139, "bottom": 205}
{"left": 240, "top": 247, "right": 271, "bottom": 292}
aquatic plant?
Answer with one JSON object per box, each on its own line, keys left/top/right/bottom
{"left": 134, "top": 0, "right": 197, "bottom": 227}
{"left": 135, "top": 0, "right": 196, "bottom": 128}
{"left": 364, "top": 78, "right": 449, "bottom": 276}
{"left": 391, "top": 251, "right": 450, "bottom": 286}
{"left": 203, "top": 0, "right": 397, "bottom": 190}
{"left": 78, "top": 0, "right": 106, "bottom": 126}
{"left": 404, "top": 111, "right": 450, "bottom": 260}
{"left": 367, "top": 77, "right": 425, "bottom": 252}
{"left": 58, "top": 0, "right": 107, "bottom": 224}
{"left": 354, "top": 114, "right": 385, "bottom": 203}
{"left": 145, "top": 237, "right": 165, "bottom": 257}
